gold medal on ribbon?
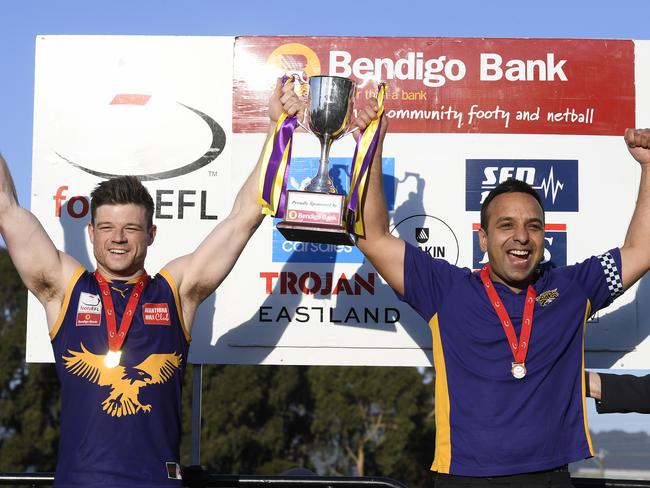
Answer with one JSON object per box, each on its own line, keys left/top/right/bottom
{"left": 104, "top": 350, "right": 122, "bottom": 369}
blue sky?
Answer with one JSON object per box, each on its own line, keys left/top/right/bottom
{"left": 1, "top": 0, "right": 650, "bottom": 434}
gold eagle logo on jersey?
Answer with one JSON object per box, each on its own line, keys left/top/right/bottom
{"left": 63, "top": 343, "right": 182, "bottom": 417}
{"left": 537, "top": 288, "right": 559, "bottom": 307}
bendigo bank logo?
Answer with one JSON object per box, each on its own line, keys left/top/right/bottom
{"left": 54, "top": 93, "right": 226, "bottom": 181}
{"left": 465, "top": 159, "right": 579, "bottom": 212}
{"left": 472, "top": 223, "right": 567, "bottom": 269}
{"left": 266, "top": 43, "right": 322, "bottom": 80}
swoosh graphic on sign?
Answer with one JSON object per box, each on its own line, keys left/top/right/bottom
{"left": 55, "top": 103, "right": 226, "bottom": 181}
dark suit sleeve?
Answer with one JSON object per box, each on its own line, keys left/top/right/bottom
{"left": 596, "top": 373, "right": 650, "bottom": 414}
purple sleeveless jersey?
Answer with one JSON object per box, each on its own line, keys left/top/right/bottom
{"left": 51, "top": 268, "right": 190, "bottom": 487}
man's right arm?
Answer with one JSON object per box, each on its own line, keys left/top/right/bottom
{"left": 0, "top": 154, "right": 80, "bottom": 326}
{"left": 588, "top": 371, "right": 650, "bottom": 414}
{"left": 353, "top": 104, "right": 405, "bottom": 296}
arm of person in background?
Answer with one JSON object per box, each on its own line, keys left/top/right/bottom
{"left": 619, "top": 128, "right": 650, "bottom": 290}
{"left": 352, "top": 99, "right": 406, "bottom": 296}
{"left": 0, "top": 154, "right": 81, "bottom": 330}
{"left": 164, "top": 79, "right": 303, "bottom": 331}
{"left": 587, "top": 371, "right": 650, "bottom": 414}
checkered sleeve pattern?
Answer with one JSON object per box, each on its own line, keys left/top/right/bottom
{"left": 598, "top": 252, "right": 624, "bottom": 300}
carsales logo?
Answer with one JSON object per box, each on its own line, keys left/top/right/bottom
{"left": 465, "top": 159, "right": 578, "bottom": 212}
{"left": 472, "top": 223, "right": 567, "bottom": 269}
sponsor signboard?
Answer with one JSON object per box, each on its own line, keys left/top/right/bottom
{"left": 472, "top": 223, "right": 567, "bottom": 269}
{"left": 234, "top": 37, "right": 635, "bottom": 135}
{"left": 465, "top": 159, "right": 579, "bottom": 212}
{"left": 27, "top": 35, "right": 650, "bottom": 367}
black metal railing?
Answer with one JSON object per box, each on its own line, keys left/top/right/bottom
{"left": 2, "top": 471, "right": 650, "bottom": 487}
{"left": 573, "top": 479, "right": 650, "bottom": 488}
{"left": 0, "top": 470, "right": 407, "bottom": 488}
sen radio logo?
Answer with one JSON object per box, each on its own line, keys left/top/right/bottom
{"left": 472, "top": 223, "right": 567, "bottom": 269}
{"left": 465, "top": 159, "right": 578, "bottom": 212}
{"left": 267, "top": 43, "right": 322, "bottom": 80}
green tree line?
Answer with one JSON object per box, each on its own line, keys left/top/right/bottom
{"left": 0, "top": 249, "right": 436, "bottom": 486}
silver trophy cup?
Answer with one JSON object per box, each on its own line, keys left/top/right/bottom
{"left": 277, "top": 75, "right": 358, "bottom": 245}
{"left": 303, "top": 76, "right": 356, "bottom": 193}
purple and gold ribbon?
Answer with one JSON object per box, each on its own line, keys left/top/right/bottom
{"left": 258, "top": 76, "right": 298, "bottom": 218}
{"left": 346, "top": 83, "right": 386, "bottom": 237}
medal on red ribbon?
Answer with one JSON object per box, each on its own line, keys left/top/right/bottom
{"left": 480, "top": 265, "right": 536, "bottom": 380}
{"left": 94, "top": 270, "right": 149, "bottom": 368}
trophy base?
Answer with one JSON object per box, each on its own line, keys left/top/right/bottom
{"left": 277, "top": 190, "right": 355, "bottom": 246}
{"left": 276, "top": 221, "right": 355, "bottom": 246}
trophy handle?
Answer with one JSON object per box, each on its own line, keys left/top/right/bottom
{"left": 296, "top": 116, "right": 313, "bottom": 134}
{"left": 291, "top": 75, "right": 314, "bottom": 135}
{"left": 337, "top": 81, "right": 385, "bottom": 138}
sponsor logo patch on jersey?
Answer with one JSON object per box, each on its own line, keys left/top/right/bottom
{"left": 143, "top": 303, "right": 171, "bottom": 325}
{"left": 537, "top": 288, "right": 559, "bottom": 307}
{"left": 76, "top": 292, "right": 102, "bottom": 326}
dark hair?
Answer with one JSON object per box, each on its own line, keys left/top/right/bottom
{"left": 480, "top": 179, "right": 544, "bottom": 229}
{"left": 90, "top": 176, "right": 154, "bottom": 228}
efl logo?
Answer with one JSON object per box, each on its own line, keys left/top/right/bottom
{"left": 465, "top": 160, "right": 578, "bottom": 212}
{"left": 272, "top": 157, "right": 395, "bottom": 263}
{"left": 76, "top": 292, "right": 102, "bottom": 327}
{"left": 392, "top": 215, "right": 459, "bottom": 265}
{"left": 266, "top": 43, "right": 322, "bottom": 80}
{"left": 472, "top": 223, "right": 567, "bottom": 269}
{"left": 52, "top": 184, "right": 219, "bottom": 221}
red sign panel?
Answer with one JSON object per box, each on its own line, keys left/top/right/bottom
{"left": 233, "top": 37, "right": 635, "bottom": 135}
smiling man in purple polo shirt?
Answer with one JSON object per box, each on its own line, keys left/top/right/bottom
{"left": 349, "top": 103, "right": 650, "bottom": 487}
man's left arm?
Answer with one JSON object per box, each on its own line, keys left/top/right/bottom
{"left": 164, "top": 80, "right": 300, "bottom": 329}
{"left": 620, "top": 128, "right": 650, "bottom": 290}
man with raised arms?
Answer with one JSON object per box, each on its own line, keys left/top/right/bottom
{"left": 351, "top": 102, "right": 650, "bottom": 487}
{"left": 0, "top": 80, "right": 303, "bottom": 488}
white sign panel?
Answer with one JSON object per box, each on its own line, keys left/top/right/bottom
{"left": 28, "top": 35, "right": 235, "bottom": 362}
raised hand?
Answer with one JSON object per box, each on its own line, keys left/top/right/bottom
{"left": 625, "top": 128, "right": 650, "bottom": 166}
